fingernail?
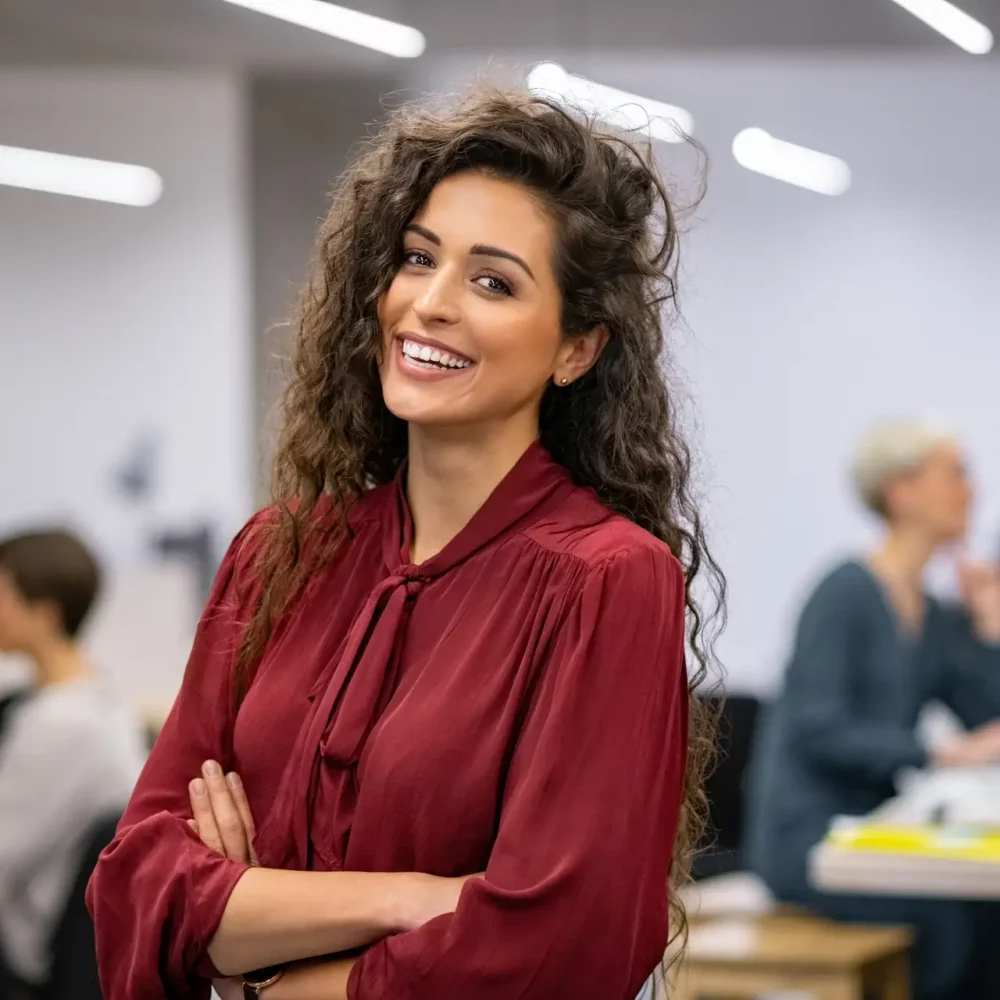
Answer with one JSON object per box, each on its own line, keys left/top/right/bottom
{"left": 203, "top": 761, "right": 221, "bottom": 778}
{"left": 226, "top": 772, "right": 242, "bottom": 789}
{"left": 190, "top": 778, "right": 207, "bottom": 796}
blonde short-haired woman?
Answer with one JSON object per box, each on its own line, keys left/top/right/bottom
{"left": 747, "top": 420, "right": 1000, "bottom": 1000}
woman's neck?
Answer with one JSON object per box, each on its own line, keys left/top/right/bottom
{"left": 406, "top": 420, "right": 538, "bottom": 565}
{"left": 869, "top": 525, "right": 936, "bottom": 592}
{"left": 867, "top": 525, "right": 938, "bottom": 633}
{"left": 30, "top": 638, "right": 92, "bottom": 688}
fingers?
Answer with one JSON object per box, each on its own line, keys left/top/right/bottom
{"left": 189, "top": 778, "right": 224, "bottom": 854}
{"left": 187, "top": 761, "right": 257, "bottom": 864}
{"left": 200, "top": 760, "right": 253, "bottom": 863}
{"left": 224, "top": 770, "right": 260, "bottom": 866}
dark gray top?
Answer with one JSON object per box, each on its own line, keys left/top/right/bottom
{"left": 745, "top": 559, "right": 1000, "bottom": 900}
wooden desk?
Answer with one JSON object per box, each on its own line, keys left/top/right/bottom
{"left": 671, "top": 914, "right": 913, "bottom": 1000}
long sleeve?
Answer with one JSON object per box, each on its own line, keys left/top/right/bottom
{"left": 86, "top": 520, "right": 263, "bottom": 999}
{"left": 782, "top": 572, "right": 926, "bottom": 784}
{"left": 348, "top": 545, "right": 689, "bottom": 1000}
{"left": 935, "top": 602, "right": 1000, "bottom": 729}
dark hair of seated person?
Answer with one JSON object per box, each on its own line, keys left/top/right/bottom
{"left": 0, "top": 530, "right": 102, "bottom": 640}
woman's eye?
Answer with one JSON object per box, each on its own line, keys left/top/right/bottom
{"left": 403, "top": 249, "right": 434, "bottom": 268}
{"left": 475, "top": 274, "right": 513, "bottom": 297}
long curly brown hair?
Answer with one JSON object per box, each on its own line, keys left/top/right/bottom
{"left": 241, "top": 86, "right": 724, "bottom": 978}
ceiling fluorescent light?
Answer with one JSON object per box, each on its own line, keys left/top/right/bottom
{"left": 885, "top": 0, "right": 993, "bottom": 54}
{"left": 527, "top": 62, "right": 693, "bottom": 142}
{"left": 216, "top": 0, "right": 426, "bottom": 58}
{"left": 732, "top": 129, "right": 851, "bottom": 197}
{"left": 0, "top": 144, "right": 163, "bottom": 207}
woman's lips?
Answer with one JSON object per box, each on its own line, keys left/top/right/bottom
{"left": 394, "top": 336, "right": 476, "bottom": 381}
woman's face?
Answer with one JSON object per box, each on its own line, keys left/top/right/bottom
{"left": 0, "top": 571, "right": 42, "bottom": 653}
{"left": 378, "top": 171, "right": 603, "bottom": 433}
{"left": 887, "top": 441, "right": 973, "bottom": 544}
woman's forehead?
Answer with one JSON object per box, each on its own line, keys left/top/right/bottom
{"left": 413, "top": 173, "right": 553, "bottom": 254}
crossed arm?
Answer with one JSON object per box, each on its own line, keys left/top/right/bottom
{"left": 185, "top": 760, "right": 476, "bottom": 1000}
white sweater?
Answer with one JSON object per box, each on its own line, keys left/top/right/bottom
{"left": 0, "top": 680, "right": 147, "bottom": 984}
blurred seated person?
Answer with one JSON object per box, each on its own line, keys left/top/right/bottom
{"left": 747, "top": 420, "right": 1000, "bottom": 1000}
{"left": 0, "top": 530, "right": 147, "bottom": 994}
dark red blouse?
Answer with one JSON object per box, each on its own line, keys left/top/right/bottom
{"left": 88, "top": 443, "right": 689, "bottom": 1000}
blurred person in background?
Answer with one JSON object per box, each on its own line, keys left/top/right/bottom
{"left": 0, "top": 530, "right": 147, "bottom": 997}
{"left": 87, "top": 90, "right": 722, "bottom": 1000}
{"left": 747, "top": 420, "right": 1000, "bottom": 1000}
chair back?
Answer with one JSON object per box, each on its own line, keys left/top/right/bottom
{"left": 694, "top": 694, "right": 762, "bottom": 879}
{"left": 42, "top": 814, "right": 121, "bottom": 1000}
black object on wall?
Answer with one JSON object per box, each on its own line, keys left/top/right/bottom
{"left": 151, "top": 523, "right": 218, "bottom": 608}
{"left": 693, "top": 694, "right": 762, "bottom": 881}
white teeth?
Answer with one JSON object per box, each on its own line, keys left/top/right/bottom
{"left": 400, "top": 339, "right": 472, "bottom": 370}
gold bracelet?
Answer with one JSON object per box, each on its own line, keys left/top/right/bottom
{"left": 241, "top": 964, "right": 286, "bottom": 997}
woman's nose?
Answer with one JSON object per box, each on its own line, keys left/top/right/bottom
{"left": 413, "top": 268, "right": 462, "bottom": 326}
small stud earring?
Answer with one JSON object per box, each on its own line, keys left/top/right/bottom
{"left": 560, "top": 376, "right": 569, "bottom": 386}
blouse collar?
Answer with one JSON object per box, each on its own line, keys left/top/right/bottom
{"left": 383, "top": 441, "right": 575, "bottom": 579}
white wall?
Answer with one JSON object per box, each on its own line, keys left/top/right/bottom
{"left": 0, "top": 69, "right": 253, "bottom": 702}
{"left": 416, "top": 53, "right": 1000, "bottom": 693}
{"left": 0, "top": 69, "right": 252, "bottom": 557}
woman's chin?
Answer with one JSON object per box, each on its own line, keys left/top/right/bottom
{"left": 384, "top": 395, "right": 464, "bottom": 429}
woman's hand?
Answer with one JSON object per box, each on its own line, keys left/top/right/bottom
{"left": 958, "top": 560, "right": 1000, "bottom": 644}
{"left": 934, "top": 719, "right": 1000, "bottom": 768}
{"left": 190, "top": 761, "right": 259, "bottom": 997}
{"left": 188, "top": 760, "right": 259, "bottom": 866}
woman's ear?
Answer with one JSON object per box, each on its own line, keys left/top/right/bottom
{"left": 553, "top": 325, "right": 610, "bottom": 386}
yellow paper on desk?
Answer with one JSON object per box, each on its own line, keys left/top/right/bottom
{"left": 827, "top": 823, "right": 1000, "bottom": 862}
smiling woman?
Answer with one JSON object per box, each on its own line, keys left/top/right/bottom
{"left": 379, "top": 172, "right": 603, "bottom": 437}
{"left": 86, "top": 87, "right": 723, "bottom": 1000}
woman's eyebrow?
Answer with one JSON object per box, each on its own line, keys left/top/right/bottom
{"left": 405, "top": 223, "right": 440, "bottom": 245}
{"left": 405, "top": 224, "right": 535, "bottom": 281}
{"left": 469, "top": 244, "right": 535, "bottom": 280}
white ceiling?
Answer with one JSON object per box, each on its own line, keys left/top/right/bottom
{"left": 1, "top": 0, "right": 999, "bottom": 70}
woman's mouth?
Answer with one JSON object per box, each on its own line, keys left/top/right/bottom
{"left": 398, "top": 337, "right": 475, "bottom": 374}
